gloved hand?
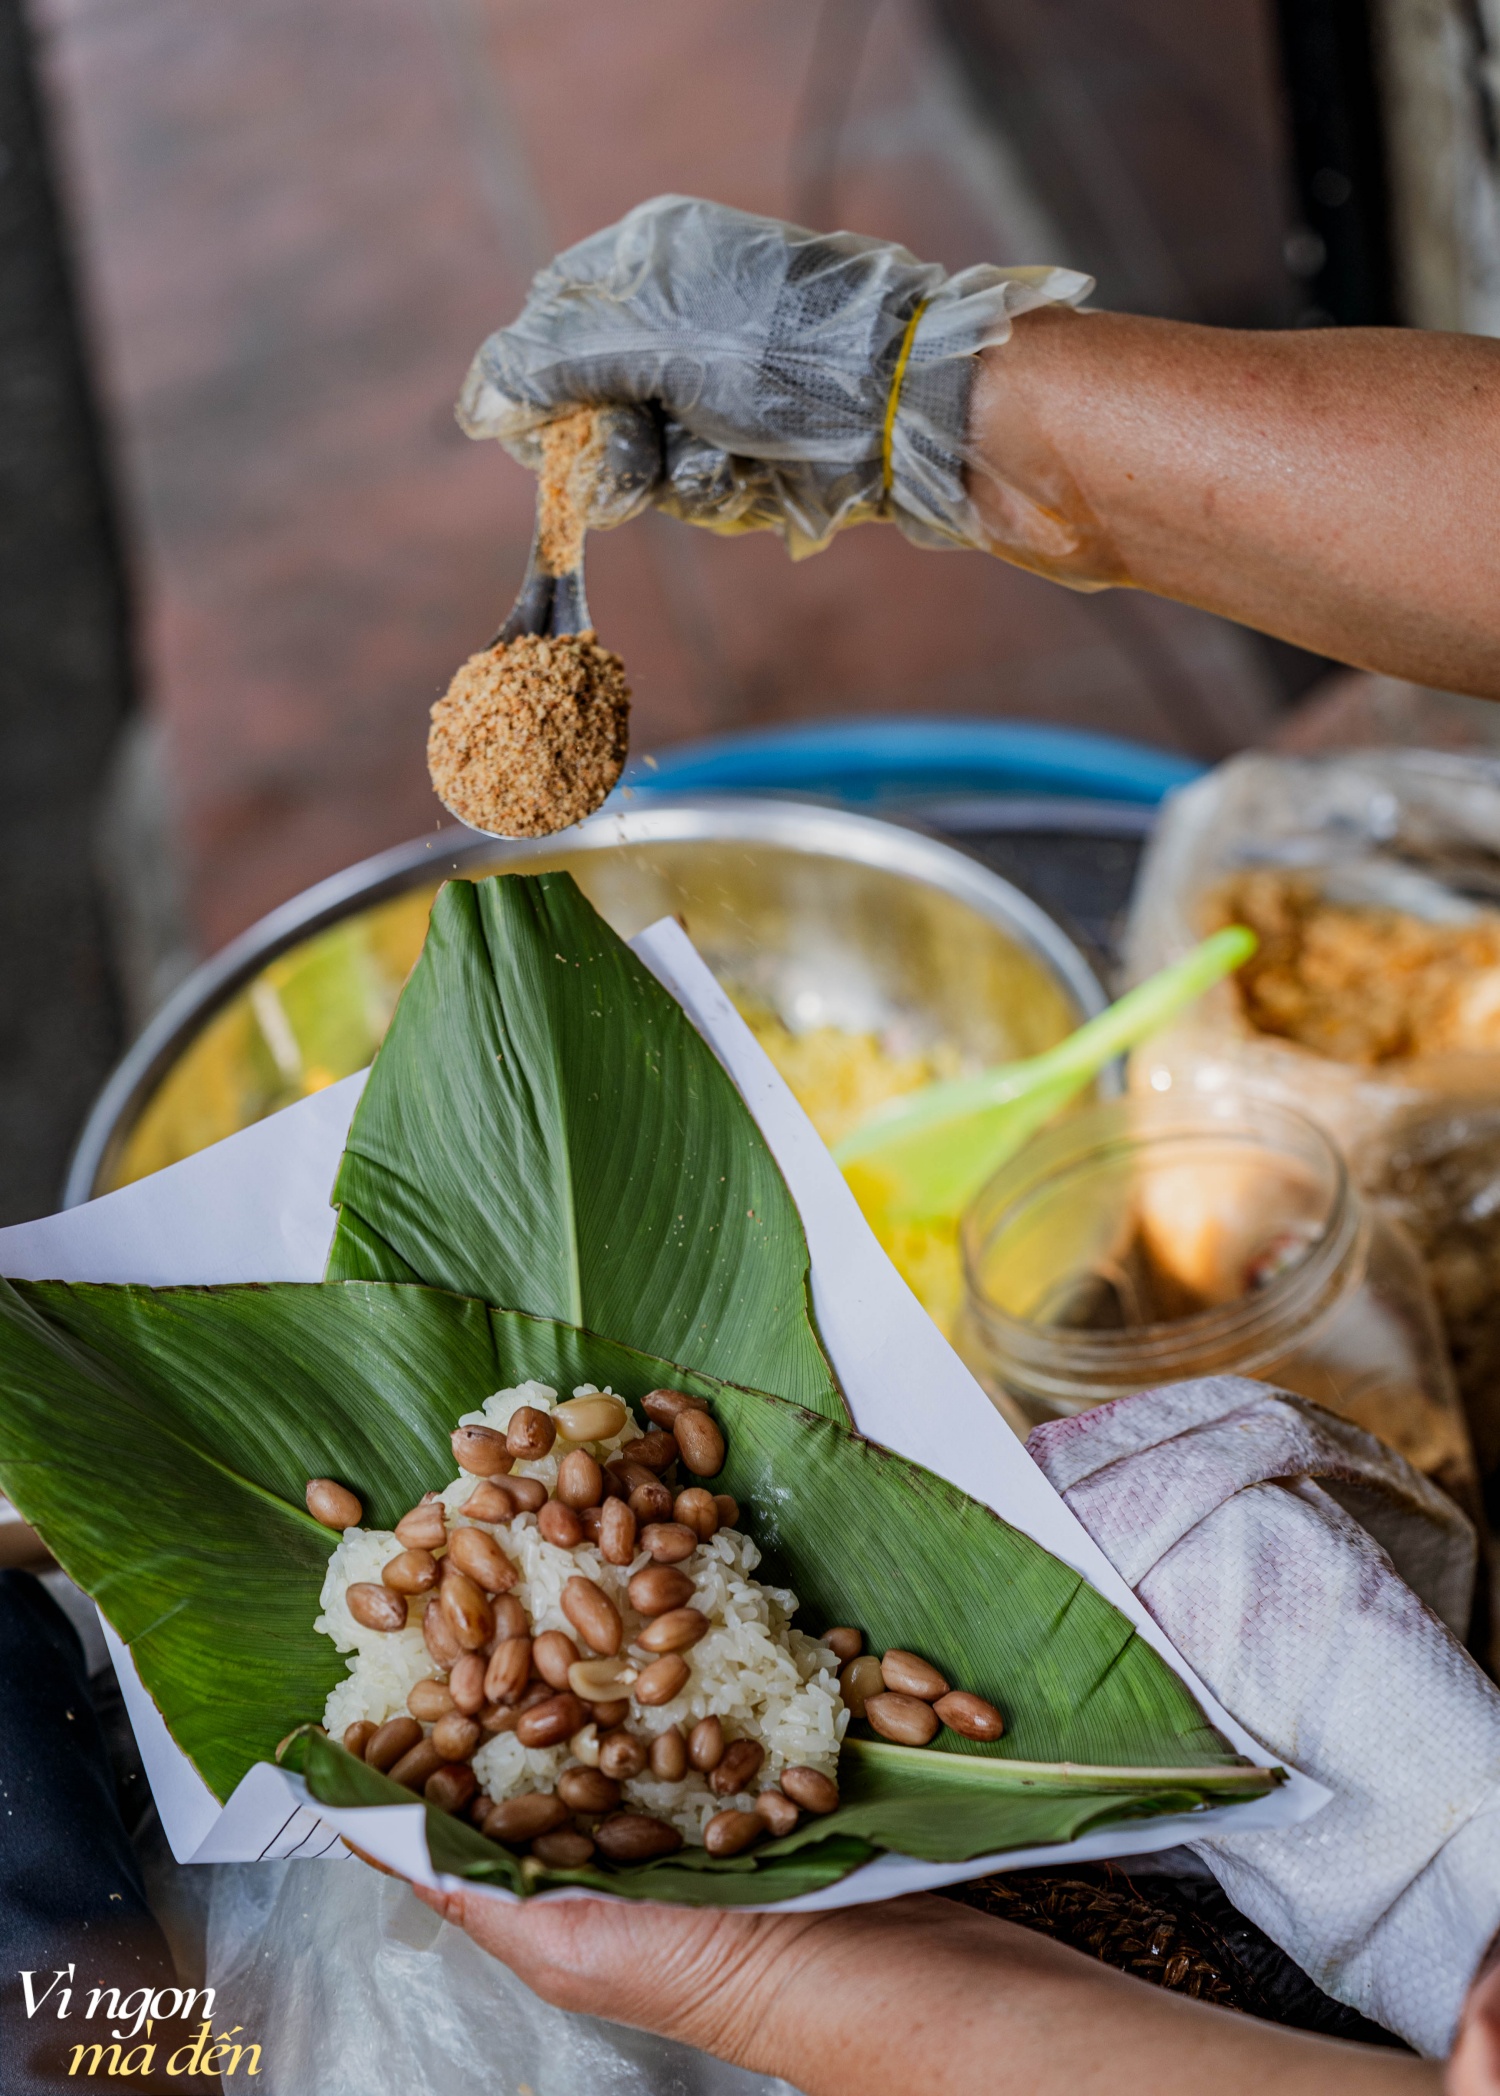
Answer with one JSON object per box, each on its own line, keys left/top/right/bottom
{"left": 458, "top": 193, "right": 1090, "bottom": 560}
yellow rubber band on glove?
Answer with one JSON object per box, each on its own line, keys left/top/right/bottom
{"left": 881, "top": 298, "right": 929, "bottom": 502}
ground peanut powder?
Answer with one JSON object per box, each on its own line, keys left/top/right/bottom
{"left": 427, "top": 630, "right": 630, "bottom": 836}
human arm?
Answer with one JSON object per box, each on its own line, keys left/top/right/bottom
{"left": 415, "top": 1885, "right": 1438, "bottom": 2096}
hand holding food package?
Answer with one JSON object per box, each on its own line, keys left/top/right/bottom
{"left": 456, "top": 193, "right": 1091, "bottom": 561}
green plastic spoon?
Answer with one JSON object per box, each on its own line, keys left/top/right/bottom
{"left": 833, "top": 925, "right": 1256, "bottom": 1225}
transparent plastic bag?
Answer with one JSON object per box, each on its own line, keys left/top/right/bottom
{"left": 458, "top": 193, "right": 1093, "bottom": 563}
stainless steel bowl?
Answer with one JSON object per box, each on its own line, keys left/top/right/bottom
{"left": 66, "top": 797, "right": 1107, "bottom": 1205}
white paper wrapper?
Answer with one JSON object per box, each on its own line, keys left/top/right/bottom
{"left": 0, "top": 919, "right": 1324, "bottom": 1906}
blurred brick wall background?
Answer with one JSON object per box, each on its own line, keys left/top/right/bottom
{"left": 31, "top": 0, "right": 1315, "bottom": 964}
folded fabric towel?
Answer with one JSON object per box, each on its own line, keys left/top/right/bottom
{"left": 1029, "top": 1377, "right": 1500, "bottom": 2057}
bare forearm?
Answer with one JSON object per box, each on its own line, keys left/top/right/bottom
{"left": 970, "top": 309, "right": 1500, "bottom": 698}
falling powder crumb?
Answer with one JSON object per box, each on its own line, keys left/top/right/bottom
{"left": 428, "top": 630, "right": 630, "bottom": 837}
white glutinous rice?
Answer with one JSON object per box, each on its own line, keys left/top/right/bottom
{"left": 316, "top": 1381, "right": 846, "bottom": 1845}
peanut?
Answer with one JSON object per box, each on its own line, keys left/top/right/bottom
{"left": 754, "top": 1789, "right": 799, "bottom": 1837}
{"left": 407, "top": 1679, "right": 456, "bottom": 1722}
{"left": 599, "top": 1498, "right": 637, "bottom": 1566}
{"left": 431, "top": 1712, "right": 481, "bottom": 1762}
{"left": 451, "top": 1424, "right": 513, "bottom": 1476}
{"left": 364, "top": 1715, "right": 422, "bottom": 1772}
{"left": 537, "top": 1499, "right": 584, "bottom": 1549}
{"left": 438, "top": 1570, "right": 494, "bottom": 1650}
{"left": 381, "top": 1548, "right": 439, "bottom": 1595}
{"left": 532, "top": 1827, "right": 595, "bottom": 1868}
{"left": 504, "top": 1477, "right": 547, "bottom": 1514}
{"left": 713, "top": 1495, "right": 740, "bottom": 1529}
{"left": 704, "top": 1809, "right": 761, "bottom": 1858}
{"left": 838, "top": 1654, "right": 884, "bottom": 1719}
{"left": 632, "top": 1653, "right": 690, "bottom": 1705}
{"left": 627, "top": 1564, "right": 695, "bottom": 1617}
{"left": 515, "top": 1692, "right": 587, "bottom": 1748}
{"left": 558, "top": 1766, "right": 621, "bottom": 1814}
{"left": 672, "top": 1408, "right": 725, "bottom": 1477}
{"left": 635, "top": 1606, "right": 708, "bottom": 1655}
{"left": 629, "top": 1480, "right": 673, "bottom": 1524}
{"left": 485, "top": 1791, "right": 570, "bottom": 1843}
{"left": 824, "top": 1627, "right": 862, "bottom": 1663}
{"left": 710, "top": 1739, "right": 764, "bottom": 1796}
{"left": 649, "top": 1727, "right": 688, "bottom": 1781}
{"left": 422, "top": 1596, "right": 462, "bottom": 1667}
{"left": 459, "top": 1480, "right": 515, "bottom": 1524}
{"left": 672, "top": 1489, "right": 718, "bottom": 1540}
{"left": 568, "top": 1722, "right": 601, "bottom": 1767}
{"left": 934, "top": 1691, "right": 1005, "bottom": 1741}
{"left": 553, "top": 1394, "right": 628, "bottom": 1443}
{"left": 641, "top": 1389, "right": 708, "bottom": 1428}
{"left": 342, "top": 1721, "right": 377, "bottom": 1760}
{"left": 556, "top": 1449, "right": 604, "bottom": 1509}
{"left": 578, "top": 1506, "right": 604, "bottom": 1543}
{"left": 865, "top": 1691, "right": 939, "bottom": 1745}
{"left": 880, "top": 1649, "right": 949, "bottom": 1702}
{"left": 306, "top": 1478, "right": 362, "bottom": 1530}
{"left": 630, "top": 1429, "right": 678, "bottom": 1472}
{"left": 640, "top": 1522, "right": 696, "bottom": 1564}
{"left": 484, "top": 1636, "right": 532, "bottom": 1704}
{"left": 688, "top": 1716, "right": 724, "bottom": 1772}
{"left": 347, "top": 1583, "right": 407, "bottom": 1633}
{"left": 448, "top": 1651, "right": 488, "bottom": 1715}
{"left": 593, "top": 1812, "right": 682, "bottom": 1861}
{"left": 591, "top": 1697, "right": 630, "bottom": 1728}
{"left": 531, "top": 1630, "right": 581, "bottom": 1689}
{"left": 446, "top": 1525, "right": 517, "bottom": 1595}
{"left": 562, "top": 1575, "right": 622, "bottom": 1656}
{"left": 425, "top": 1764, "right": 478, "bottom": 1813}
{"left": 780, "top": 1766, "right": 839, "bottom": 1814}
{"left": 492, "top": 1594, "right": 529, "bottom": 1641}
{"left": 395, "top": 1497, "right": 447, "bottom": 1551}
{"left": 506, "top": 1406, "right": 556, "bottom": 1460}
{"left": 606, "top": 1459, "right": 658, "bottom": 1496}
{"left": 597, "top": 1728, "right": 648, "bottom": 1780}
{"left": 388, "top": 1738, "right": 446, "bottom": 1791}
{"left": 568, "top": 1656, "right": 637, "bottom": 1703}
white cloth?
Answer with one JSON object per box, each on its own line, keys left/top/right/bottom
{"left": 1029, "top": 1376, "right": 1500, "bottom": 2056}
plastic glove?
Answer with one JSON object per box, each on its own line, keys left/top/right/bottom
{"left": 1029, "top": 1376, "right": 1500, "bottom": 2059}
{"left": 458, "top": 193, "right": 1090, "bottom": 560}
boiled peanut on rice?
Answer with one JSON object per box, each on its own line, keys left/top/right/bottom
{"left": 451, "top": 1425, "right": 513, "bottom": 1476}
{"left": 538, "top": 1499, "right": 584, "bottom": 1549}
{"left": 431, "top": 1712, "right": 481, "bottom": 1762}
{"left": 439, "top": 1570, "right": 494, "bottom": 1650}
{"left": 553, "top": 1394, "right": 628, "bottom": 1443}
{"left": 599, "top": 1498, "right": 637, "bottom": 1566}
{"left": 704, "top": 1809, "right": 762, "bottom": 1858}
{"left": 568, "top": 1657, "right": 637, "bottom": 1703}
{"left": 425, "top": 1764, "right": 478, "bottom": 1813}
{"left": 422, "top": 1596, "right": 462, "bottom": 1667}
{"left": 306, "top": 1479, "right": 362, "bottom": 1530}
{"left": 347, "top": 1583, "right": 408, "bottom": 1633}
{"left": 591, "top": 1697, "right": 630, "bottom": 1728}
{"left": 934, "top": 1691, "right": 1005, "bottom": 1741}
{"left": 593, "top": 1812, "right": 683, "bottom": 1861}
{"left": 636, "top": 1607, "right": 709, "bottom": 1655}
{"left": 838, "top": 1654, "right": 884, "bottom": 1719}
{"left": 561, "top": 1575, "right": 622, "bottom": 1655}
{"left": 484, "top": 1637, "right": 532, "bottom": 1704}
{"left": 382, "top": 1548, "right": 439, "bottom": 1594}
{"left": 492, "top": 1593, "right": 529, "bottom": 1641}
{"left": 641, "top": 1389, "right": 709, "bottom": 1428}
{"left": 688, "top": 1716, "right": 724, "bottom": 1772}
{"left": 460, "top": 1480, "right": 516, "bottom": 1524}
{"left": 407, "top": 1678, "right": 456, "bottom": 1723}
{"left": 568, "top": 1722, "right": 601, "bottom": 1767}
{"left": 532, "top": 1827, "right": 596, "bottom": 1868}
{"left": 597, "top": 1728, "right": 648, "bottom": 1781}
{"left": 628, "top": 1564, "right": 695, "bottom": 1617}
{"left": 600, "top": 1467, "right": 626, "bottom": 1502}
{"left": 506, "top": 1406, "right": 556, "bottom": 1460}
{"left": 485, "top": 1792, "right": 571, "bottom": 1843}
{"left": 865, "top": 1691, "right": 940, "bottom": 1746}
{"left": 639, "top": 1521, "right": 697, "bottom": 1564}
{"left": 448, "top": 1651, "right": 488, "bottom": 1715}
{"left": 446, "top": 1525, "right": 517, "bottom": 1594}
{"left": 713, "top": 1495, "right": 739, "bottom": 1529}
{"left": 880, "top": 1649, "right": 949, "bottom": 1701}
{"left": 607, "top": 1459, "right": 658, "bottom": 1497}
{"left": 515, "top": 1692, "right": 587, "bottom": 1748}
{"left": 710, "top": 1739, "right": 765, "bottom": 1797}
{"left": 395, "top": 1497, "right": 448, "bottom": 1551}
{"left": 503, "top": 1476, "right": 547, "bottom": 1514}
{"left": 558, "top": 1765, "right": 621, "bottom": 1814}
{"left": 342, "top": 1721, "right": 377, "bottom": 1760}
{"left": 672, "top": 1489, "right": 718, "bottom": 1540}
{"left": 672, "top": 1408, "right": 726, "bottom": 1478}
{"left": 532, "top": 1629, "right": 582, "bottom": 1689}
{"left": 632, "top": 1653, "right": 690, "bottom": 1706}
{"left": 824, "top": 1627, "right": 862, "bottom": 1663}
{"left": 649, "top": 1727, "right": 688, "bottom": 1782}
{"left": 754, "top": 1789, "right": 799, "bottom": 1837}
{"left": 780, "top": 1767, "right": 839, "bottom": 1814}
{"left": 363, "top": 1715, "right": 423, "bottom": 1772}
{"left": 578, "top": 1506, "right": 604, "bottom": 1544}
{"left": 389, "top": 1738, "right": 447, "bottom": 1792}
{"left": 556, "top": 1449, "right": 604, "bottom": 1509}
{"left": 629, "top": 1480, "right": 673, "bottom": 1525}
{"left": 481, "top": 1683, "right": 551, "bottom": 1736}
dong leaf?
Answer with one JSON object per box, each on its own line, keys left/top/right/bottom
{"left": 327, "top": 874, "right": 843, "bottom": 1419}
{"left": 0, "top": 1277, "right": 1269, "bottom": 1899}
